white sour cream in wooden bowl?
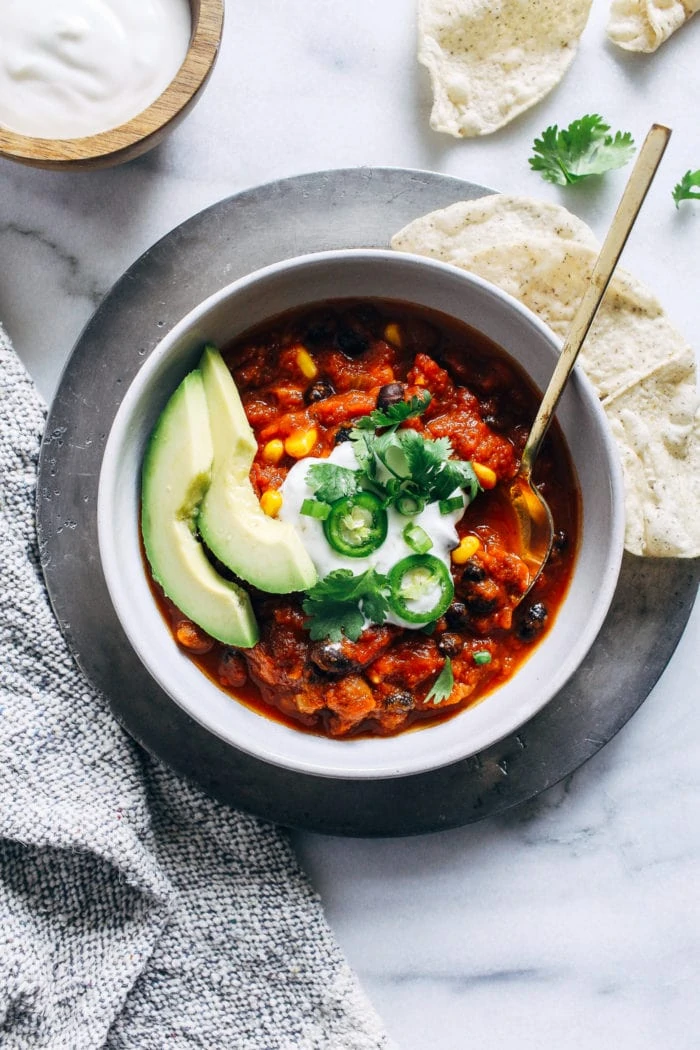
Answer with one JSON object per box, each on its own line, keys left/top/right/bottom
{"left": 0, "top": 0, "right": 191, "bottom": 139}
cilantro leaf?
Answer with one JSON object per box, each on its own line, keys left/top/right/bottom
{"left": 302, "top": 568, "right": 390, "bottom": 642}
{"left": 529, "top": 115, "right": 635, "bottom": 186}
{"left": 371, "top": 429, "right": 411, "bottom": 479}
{"left": 437, "top": 458, "right": 480, "bottom": 503}
{"left": 348, "top": 428, "right": 377, "bottom": 477}
{"left": 396, "top": 429, "right": 478, "bottom": 505}
{"left": 353, "top": 391, "right": 431, "bottom": 432}
{"left": 399, "top": 428, "right": 450, "bottom": 479}
{"left": 303, "top": 601, "right": 365, "bottom": 644}
{"left": 672, "top": 169, "right": 700, "bottom": 208}
{"left": 424, "top": 657, "right": 454, "bottom": 705}
{"left": 306, "top": 462, "right": 361, "bottom": 504}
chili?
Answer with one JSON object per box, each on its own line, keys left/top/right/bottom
{"left": 146, "top": 298, "right": 581, "bottom": 739}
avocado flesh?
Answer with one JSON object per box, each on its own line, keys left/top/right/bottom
{"left": 141, "top": 369, "right": 259, "bottom": 648}
{"left": 197, "top": 345, "right": 318, "bottom": 594}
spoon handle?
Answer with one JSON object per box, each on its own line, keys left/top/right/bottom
{"left": 520, "top": 123, "right": 672, "bottom": 477}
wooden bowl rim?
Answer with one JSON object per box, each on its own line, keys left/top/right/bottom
{"left": 0, "top": 0, "right": 224, "bottom": 166}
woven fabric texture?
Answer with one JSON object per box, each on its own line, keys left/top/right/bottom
{"left": 0, "top": 326, "right": 392, "bottom": 1050}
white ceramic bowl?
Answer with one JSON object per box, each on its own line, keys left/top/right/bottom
{"left": 98, "top": 248, "right": 625, "bottom": 779}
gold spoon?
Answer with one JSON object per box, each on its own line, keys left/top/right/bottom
{"left": 511, "top": 123, "right": 672, "bottom": 594}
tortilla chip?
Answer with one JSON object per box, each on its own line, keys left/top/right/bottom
{"left": 607, "top": 0, "right": 699, "bottom": 52}
{"left": 604, "top": 354, "right": 699, "bottom": 556}
{"left": 418, "top": 0, "right": 593, "bottom": 137}
{"left": 391, "top": 198, "right": 699, "bottom": 557}
{"left": 391, "top": 196, "right": 598, "bottom": 260}
{"left": 437, "top": 241, "right": 691, "bottom": 402}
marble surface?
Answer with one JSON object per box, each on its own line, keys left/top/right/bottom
{"left": 1, "top": 0, "right": 698, "bottom": 1046}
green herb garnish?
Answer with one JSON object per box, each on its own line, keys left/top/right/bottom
{"left": 350, "top": 423, "right": 479, "bottom": 516}
{"left": 301, "top": 568, "right": 390, "bottom": 642}
{"left": 424, "top": 657, "right": 454, "bottom": 705}
{"left": 403, "top": 522, "right": 433, "bottom": 554}
{"left": 672, "top": 169, "right": 700, "bottom": 208}
{"left": 306, "top": 462, "right": 361, "bottom": 504}
{"left": 439, "top": 495, "right": 464, "bottom": 515}
{"left": 473, "top": 650, "right": 492, "bottom": 666}
{"left": 529, "top": 115, "right": 635, "bottom": 186}
{"left": 353, "top": 391, "right": 432, "bottom": 432}
{"left": 300, "top": 498, "right": 331, "bottom": 520}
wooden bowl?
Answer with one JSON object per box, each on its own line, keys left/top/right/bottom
{"left": 0, "top": 0, "right": 224, "bottom": 171}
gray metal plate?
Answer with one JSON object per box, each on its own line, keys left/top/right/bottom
{"left": 37, "top": 167, "right": 699, "bottom": 836}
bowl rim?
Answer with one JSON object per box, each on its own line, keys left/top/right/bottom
{"left": 97, "top": 247, "right": 626, "bottom": 779}
{"left": 0, "top": 0, "right": 224, "bottom": 170}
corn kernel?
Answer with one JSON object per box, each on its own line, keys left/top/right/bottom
{"left": 472, "top": 462, "right": 498, "bottom": 489}
{"left": 262, "top": 438, "right": 285, "bottom": 464}
{"left": 285, "top": 427, "right": 318, "bottom": 458}
{"left": 383, "top": 323, "right": 402, "bottom": 347}
{"left": 296, "top": 346, "right": 318, "bottom": 380}
{"left": 260, "top": 489, "right": 283, "bottom": 517}
{"left": 451, "top": 535, "right": 481, "bottom": 565}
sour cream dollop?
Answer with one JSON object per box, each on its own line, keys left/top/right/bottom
{"left": 278, "top": 442, "right": 466, "bottom": 629}
{"left": 0, "top": 0, "right": 191, "bottom": 139}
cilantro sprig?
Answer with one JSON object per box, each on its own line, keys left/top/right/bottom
{"left": 529, "top": 115, "right": 635, "bottom": 187}
{"left": 424, "top": 657, "right": 454, "bottom": 705}
{"left": 301, "top": 568, "right": 390, "bottom": 642}
{"left": 353, "top": 390, "right": 432, "bottom": 432}
{"left": 349, "top": 393, "right": 479, "bottom": 513}
{"left": 672, "top": 169, "right": 700, "bottom": 208}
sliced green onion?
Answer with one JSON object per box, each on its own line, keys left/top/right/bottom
{"left": 396, "top": 494, "right": 426, "bottom": 516}
{"left": 439, "top": 495, "right": 464, "bottom": 515}
{"left": 473, "top": 650, "right": 492, "bottom": 665}
{"left": 301, "top": 498, "right": 331, "bottom": 520}
{"left": 403, "top": 522, "right": 433, "bottom": 555}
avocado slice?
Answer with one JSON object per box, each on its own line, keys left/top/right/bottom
{"left": 141, "top": 369, "right": 259, "bottom": 647}
{"left": 197, "top": 345, "right": 318, "bottom": 594}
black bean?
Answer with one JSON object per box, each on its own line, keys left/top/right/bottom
{"left": 516, "top": 602, "right": 548, "bottom": 641}
{"left": 437, "top": 633, "right": 464, "bottom": 657}
{"left": 463, "top": 594, "right": 499, "bottom": 617}
{"left": 305, "top": 378, "right": 336, "bottom": 404}
{"left": 385, "top": 690, "right": 414, "bottom": 712}
{"left": 376, "top": 382, "right": 406, "bottom": 411}
{"left": 310, "top": 642, "right": 358, "bottom": 676}
{"left": 336, "top": 326, "right": 369, "bottom": 357}
{"left": 334, "top": 426, "right": 352, "bottom": 444}
{"left": 218, "top": 650, "right": 247, "bottom": 689}
{"left": 461, "top": 560, "right": 486, "bottom": 583}
{"left": 445, "top": 601, "right": 469, "bottom": 629}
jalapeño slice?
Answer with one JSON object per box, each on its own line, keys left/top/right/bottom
{"left": 387, "top": 554, "right": 454, "bottom": 625}
{"left": 323, "top": 492, "right": 388, "bottom": 558}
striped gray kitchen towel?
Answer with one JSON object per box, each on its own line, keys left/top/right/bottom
{"left": 0, "top": 324, "right": 392, "bottom": 1050}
